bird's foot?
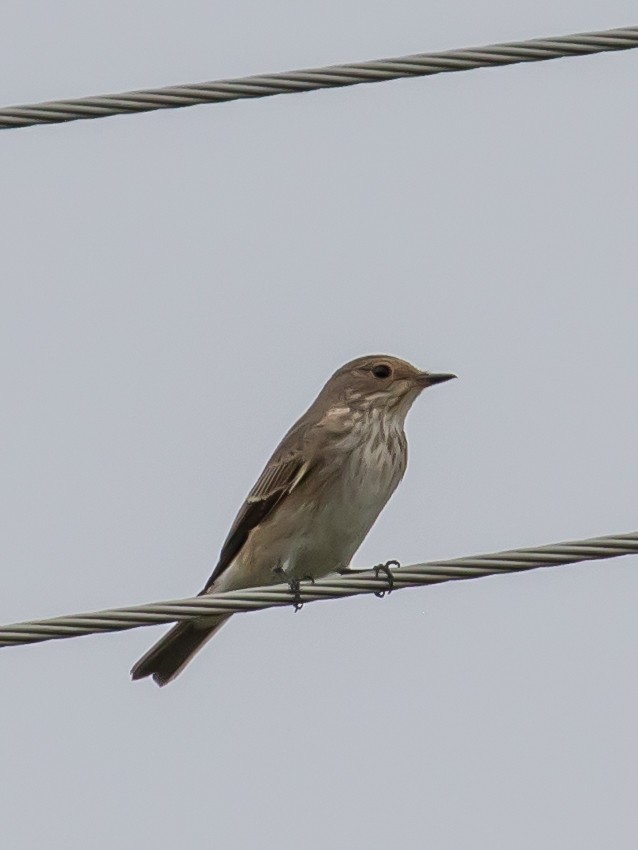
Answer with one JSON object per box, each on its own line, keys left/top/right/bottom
{"left": 373, "top": 560, "right": 400, "bottom": 598}
{"left": 287, "top": 575, "right": 315, "bottom": 612}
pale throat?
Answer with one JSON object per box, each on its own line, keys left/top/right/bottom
{"left": 349, "top": 388, "right": 415, "bottom": 431}
{"left": 320, "top": 388, "right": 414, "bottom": 457}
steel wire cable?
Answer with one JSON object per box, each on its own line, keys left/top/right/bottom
{"left": 1, "top": 530, "right": 637, "bottom": 647}
{"left": 1, "top": 25, "right": 637, "bottom": 130}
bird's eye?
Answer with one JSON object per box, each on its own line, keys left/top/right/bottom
{"left": 371, "top": 364, "right": 392, "bottom": 379}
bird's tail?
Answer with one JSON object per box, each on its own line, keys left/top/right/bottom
{"left": 130, "top": 615, "right": 230, "bottom": 686}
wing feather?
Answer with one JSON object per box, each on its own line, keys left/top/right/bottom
{"left": 247, "top": 454, "right": 307, "bottom": 502}
{"left": 203, "top": 451, "right": 309, "bottom": 590}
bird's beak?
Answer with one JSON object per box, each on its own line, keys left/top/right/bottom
{"left": 417, "top": 371, "right": 457, "bottom": 388}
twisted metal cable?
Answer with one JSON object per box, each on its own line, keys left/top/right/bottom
{"left": 1, "top": 26, "right": 637, "bottom": 130}
{"left": 1, "top": 531, "right": 637, "bottom": 647}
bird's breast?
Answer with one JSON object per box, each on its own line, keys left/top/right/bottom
{"left": 337, "top": 411, "right": 407, "bottom": 513}
{"left": 297, "top": 409, "right": 407, "bottom": 566}
{"left": 235, "top": 409, "right": 408, "bottom": 584}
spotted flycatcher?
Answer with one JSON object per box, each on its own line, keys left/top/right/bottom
{"left": 131, "top": 355, "right": 455, "bottom": 685}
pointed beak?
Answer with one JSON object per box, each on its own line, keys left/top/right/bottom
{"left": 417, "top": 371, "right": 457, "bottom": 388}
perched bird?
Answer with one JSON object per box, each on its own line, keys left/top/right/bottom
{"left": 131, "top": 354, "right": 455, "bottom": 685}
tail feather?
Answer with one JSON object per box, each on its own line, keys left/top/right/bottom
{"left": 130, "top": 615, "right": 230, "bottom": 686}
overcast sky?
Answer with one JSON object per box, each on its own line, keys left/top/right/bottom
{"left": 2, "top": 3, "right": 638, "bottom": 848}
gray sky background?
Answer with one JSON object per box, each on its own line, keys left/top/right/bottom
{"left": 2, "top": 3, "right": 638, "bottom": 848}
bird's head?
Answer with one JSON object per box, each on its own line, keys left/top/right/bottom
{"left": 323, "top": 354, "right": 456, "bottom": 418}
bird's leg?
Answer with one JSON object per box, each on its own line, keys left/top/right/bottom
{"left": 373, "top": 560, "right": 400, "bottom": 597}
{"left": 288, "top": 576, "right": 316, "bottom": 612}
{"left": 288, "top": 578, "right": 303, "bottom": 612}
{"left": 338, "top": 560, "right": 400, "bottom": 597}
{"left": 274, "top": 566, "right": 314, "bottom": 612}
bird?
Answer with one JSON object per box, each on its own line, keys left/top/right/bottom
{"left": 131, "top": 354, "right": 456, "bottom": 685}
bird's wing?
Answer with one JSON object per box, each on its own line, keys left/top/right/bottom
{"left": 202, "top": 447, "right": 310, "bottom": 591}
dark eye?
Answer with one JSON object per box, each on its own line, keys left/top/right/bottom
{"left": 371, "top": 364, "right": 392, "bottom": 379}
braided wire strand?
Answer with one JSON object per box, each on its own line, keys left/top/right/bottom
{"left": 1, "top": 531, "right": 637, "bottom": 647}
{"left": 1, "top": 25, "right": 637, "bottom": 130}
